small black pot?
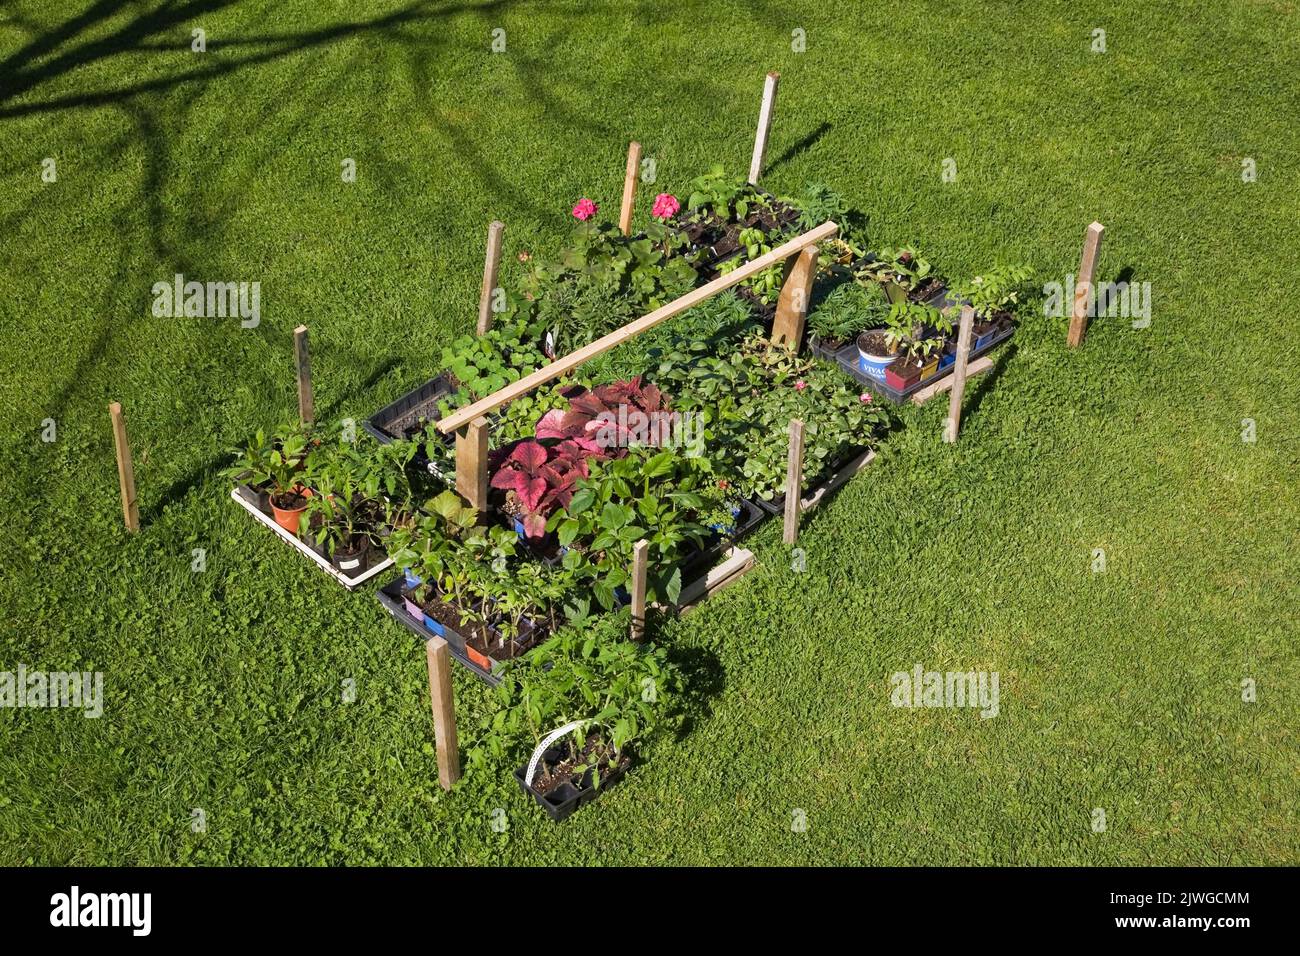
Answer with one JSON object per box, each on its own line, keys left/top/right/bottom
{"left": 331, "top": 538, "right": 370, "bottom": 574}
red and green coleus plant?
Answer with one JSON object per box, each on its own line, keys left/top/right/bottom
{"left": 534, "top": 377, "right": 676, "bottom": 453}
{"left": 490, "top": 438, "right": 599, "bottom": 537}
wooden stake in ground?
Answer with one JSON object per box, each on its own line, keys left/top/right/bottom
{"left": 425, "top": 636, "right": 461, "bottom": 790}
{"left": 1067, "top": 221, "right": 1105, "bottom": 348}
{"left": 454, "top": 417, "right": 489, "bottom": 512}
{"left": 783, "top": 418, "right": 805, "bottom": 545}
{"left": 748, "top": 72, "right": 780, "bottom": 185}
{"left": 943, "top": 306, "right": 976, "bottom": 443}
{"left": 772, "top": 245, "right": 818, "bottom": 347}
{"left": 619, "top": 142, "right": 642, "bottom": 237}
{"left": 477, "top": 220, "right": 505, "bottom": 336}
{"left": 108, "top": 402, "right": 140, "bottom": 533}
{"left": 630, "top": 539, "right": 649, "bottom": 641}
{"left": 293, "top": 325, "right": 314, "bottom": 423}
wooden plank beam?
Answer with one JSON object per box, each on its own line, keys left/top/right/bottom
{"left": 619, "top": 142, "right": 641, "bottom": 236}
{"left": 108, "top": 402, "right": 140, "bottom": 533}
{"left": 909, "top": 355, "right": 994, "bottom": 405}
{"left": 477, "top": 220, "right": 505, "bottom": 336}
{"left": 943, "top": 306, "right": 976, "bottom": 443}
{"left": 1067, "top": 221, "right": 1105, "bottom": 348}
{"left": 748, "top": 72, "right": 780, "bottom": 185}
{"left": 437, "top": 220, "right": 839, "bottom": 433}
{"left": 425, "top": 636, "right": 461, "bottom": 790}
{"left": 772, "top": 245, "right": 817, "bottom": 347}
{"left": 677, "top": 547, "right": 756, "bottom": 614}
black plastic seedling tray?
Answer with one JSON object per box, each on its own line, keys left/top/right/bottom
{"left": 819, "top": 324, "right": 1015, "bottom": 405}
{"left": 513, "top": 742, "right": 630, "bottom": 822}
{"left": 687, "top": 191, "right": 803, "bottom": 274}
{"left": 362, "top": 374, "right": 458, "bottom": 478}
{"left": 375, "top": 576, "right": 505, "bottom": 686}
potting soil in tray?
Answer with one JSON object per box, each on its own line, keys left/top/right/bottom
{"left": 376, "top": 576, "right": 542, "bottom": 686}
{"left": 513, "top": 738, "right": 631, "bottom": 822}
{"left": 686, "top": 193, "right": 802, "bottom": 272}
{"left": 825, "top": 323, "right": 1015, "bottom": 404}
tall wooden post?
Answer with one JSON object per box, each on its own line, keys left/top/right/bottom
{"left": 783, "top": 418, "right": 805, "bottom": 545}
{"left": 748, "top": 72, "right": 780, "bottom": 185}
{"left": 943, "top": 306, "right": 976, "bottom": 443}
{"left": 108, "top": 402, "right": 140, "bottom": 533}
{"left": 1067, "top": 221, "right": 1105, "bottom": 348}
{"left": 619, "top": 142, "right": 642, "bottom": 236}
{"left": 293, "top": 325, "right": 314, "bottom": 423}
{"left": 630, "top": 539, "right": 649, "bottom": 641}
{"left": 426, "top": 636, "right": 461, "bottom": 791}
{"left": 455, "top": 416, "right": 489, "bottom": 512}
{"left": 477, "top": 220, "right": 505, "bottom": 336}
{"left": 772, "top": 245, "right": 818, "bottom": 347}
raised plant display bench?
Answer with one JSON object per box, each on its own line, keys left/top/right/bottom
{"left": 218, "top": 138, "right": 1033, "bottom": 821}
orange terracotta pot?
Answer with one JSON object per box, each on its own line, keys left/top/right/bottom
{"left": 270, "top": 495, "right": 308, "bottom": 534}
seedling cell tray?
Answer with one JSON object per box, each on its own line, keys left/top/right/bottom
{"left": 361, "top": 374, "right": 457, "bottom": 478}
{"left": 823, "top": 324, "right": 1015, "bottom": 405}
{"left": 230, "top": 486, "right": 393, "bottom": 590}
{"left": 513, "top": 742, "right": 630, "bottom": 822}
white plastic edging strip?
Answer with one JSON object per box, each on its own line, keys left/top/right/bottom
{"left": 525, "top": 720, "right": 589, "bottom": 787}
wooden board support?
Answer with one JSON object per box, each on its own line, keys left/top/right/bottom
{"left": 748, "top": 72, "right": 780, "bottom": 185}
{"left": 783, "top": 418, "right": 805, "bottom": 545}
{"left": 108, "top": 402, "right": 140, "bottom": 533}
{"left": 629, "top": 539, "right": 649, "bottom": 641}
{"left": 676, "top": 547, "right": 756, "bottom": 615}
{"left": 909, "top": 356, "right": 994, "bottom": 405}
{"left": 619, "top": 142, "right": 641, "bottom": 236}
{"left": 772, "top": 245, "right": 817, "bottom": 347}
{"left": 426, "top": 636, "right": 461, "bottom": 791}
{"left": 477, "top": 220, "right": 506, "bottom": 336}
{"left": 943, "top": 305, "right": 976, "bottom": 443}
{"left": 454, "top": 417, "right": 489, "bottom": 512}
{"left": 799, "top": 448, "right": 875, "bottom": 513}
{"left": 293, "top": 325, "right": 314, "bottom": 423}
{"left": 1067, "top": 221, "right": 1105, "bottom": 348}
{"left": 437, "top": 221, "right": 839, "bottom": 434}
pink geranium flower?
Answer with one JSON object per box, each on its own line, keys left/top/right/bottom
{"left": 859, "top": 392, "right": 872, "bottom": 404}
{"left": 794, "top": 380, "right": 808, "bottom": 392}
{"left": 572, "top": 198, "right": 598, "bottom": 221}
{"left": 651, "top": 193, "right": 680, "bottom": 220}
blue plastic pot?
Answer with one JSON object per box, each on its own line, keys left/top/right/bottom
{"left": 856, "top": 333, "right": 895, "bottom": 382}
{"left": 422, "top": 614, "right": 446, "bottom": 638}
{"left": 403, "top": 567, "right": 422, "bottom": 590}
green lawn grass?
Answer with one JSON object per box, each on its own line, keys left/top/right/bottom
{"left": 1, "top": 0, "right": 1297, "bottom": 865}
